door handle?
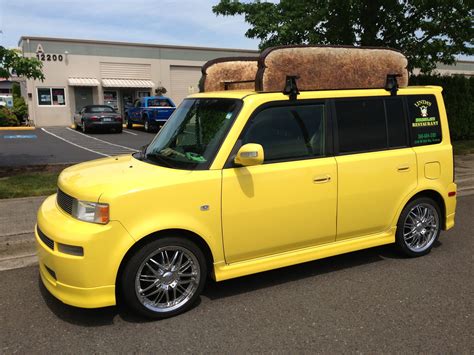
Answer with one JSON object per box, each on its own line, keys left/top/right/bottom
{"left": 397, "top": 165, "right": 410, "bottom": 172}
{"left": 313, "top": 175, "right": 331, "bottom": 184}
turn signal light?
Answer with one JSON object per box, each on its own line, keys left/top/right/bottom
{"left": 448, "top": 191, "right": 456, "bottom": 197}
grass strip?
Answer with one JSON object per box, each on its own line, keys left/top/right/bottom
{"left": 453, "top": 139, "right": 474, "bottom": 156}
{"left": 0, "top": 172, "right": 59, "bottom": 199}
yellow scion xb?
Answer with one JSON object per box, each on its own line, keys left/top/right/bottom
{"left": 36, "top": 87, "right": 456, "bottom": 318}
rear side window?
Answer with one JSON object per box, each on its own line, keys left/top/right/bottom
{"left": 407, "top": 95, "right": 442, "bottom": 146}
{"left": 335, "top": 97, "right": 407, "bottom": 154}
{"left": 242, "top": 104, "right": 326, "bottom": 162}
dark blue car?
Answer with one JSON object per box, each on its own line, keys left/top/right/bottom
{"left": 125, "top": 96, "right": 176, "bottom": 132}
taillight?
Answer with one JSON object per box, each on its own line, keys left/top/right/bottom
{"left": 90, "top": 116, "right": 99, "bottom": 121}
{"left": 115, "top": 116, "right": 122, "bottom": 121}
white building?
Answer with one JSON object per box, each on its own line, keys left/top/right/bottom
{"left": 18, "top": 36, "right": 257, "bottom": 127}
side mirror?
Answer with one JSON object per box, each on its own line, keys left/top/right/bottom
{"left": 234, "top": 143, "right": 264, "bottom": 167}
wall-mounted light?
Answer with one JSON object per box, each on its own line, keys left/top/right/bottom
{"left": 64, "top": 50, "right": 69, "bottom": 65}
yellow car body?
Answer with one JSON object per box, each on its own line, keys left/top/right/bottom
{"left": 36, "top": 86, "right": 457, "bottom": 308}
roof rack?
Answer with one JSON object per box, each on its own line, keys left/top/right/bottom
{"left": 200, "top": 45, "right": 409, "bottom": 97}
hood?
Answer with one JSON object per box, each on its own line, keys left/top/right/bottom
{"left": 58, "top": 154, "right": 191, "bottom": 202}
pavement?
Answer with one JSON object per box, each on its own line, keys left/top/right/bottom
{"left": 0, "top": 194, "right": 472, "bottom": 353}
{"left": 0, "top": 127, "right": 153, "bottom": 167}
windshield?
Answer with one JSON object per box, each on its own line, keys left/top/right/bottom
{"left": 87, "top": 106, "right": 115, "bottom": 113}
{"left": 142, "top": 98, "right": 241, "bottom": 170}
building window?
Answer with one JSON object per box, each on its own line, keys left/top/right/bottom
{"left": 137, "top": 91, "right": 150, "bottom": 98}
{"left": 37, "top": 88, "right": 66, "bottom": 106}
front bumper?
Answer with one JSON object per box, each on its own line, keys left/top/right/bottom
{"left": 36, "top": 194, "right": 135, "bottom": 308}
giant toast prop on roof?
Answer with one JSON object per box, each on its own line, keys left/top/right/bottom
{"left": 255, "top": 45, "right": 408, "bottom": 92}
{"left": 199, "top": 57, "right": 259, "bottom": 92}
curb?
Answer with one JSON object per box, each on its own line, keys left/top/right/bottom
{"left": 0, "top": 126, "right": 36, "bottom": 131}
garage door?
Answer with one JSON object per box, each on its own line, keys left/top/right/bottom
{"left": 170, "top": 66, "right": 202, "bottom": 105}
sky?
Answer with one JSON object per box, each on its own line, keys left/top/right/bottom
{"left": 0, "top": 0, "right": 260, "bottom": 50}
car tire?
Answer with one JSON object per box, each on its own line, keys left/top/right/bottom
{"left": 81, "top": 121, "right": 88, "bottom": 133}
{"left": 125, "top": 115, "right": 132, "bottom": 129}
{"left": 120, "top": 236, "right": 207, "bottom": 319}
{"left": 144, "top": 119, "right": 150, "bottom": 133}
{"left": 395, "top": 197, "right": 441, "bottom": 257}
{"left": 116, "top": 126, "right": 123, "bottom": 133}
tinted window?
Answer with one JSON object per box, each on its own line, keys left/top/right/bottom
{"left": 385, "top": 98, "right": 407, "bottom": 148}
{"left": 407, "top": 95, "right": 442, "bottom": 146}
{"left": 242, "top": 105, "right": 325, "bottom": 162}
{"left": 148, "top": 98, "right": 173, "bottom": 107}
{"left": 336, "top": 99, "right": 387, "bottom": 153}
{"left": 86, "top": 106, "right": 115, "bottom": 113}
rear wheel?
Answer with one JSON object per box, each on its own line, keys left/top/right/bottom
{"left": 81, "top": 121, "right": 88, "bottom": 133}
{"left": 125, "top": 114, "right": 132, "bottom": 129}
{"left": 120, "top": 237, "right": 207, "bottom": 319}
{"left": 395, "top": 197, "right": 441, "bottom": 257}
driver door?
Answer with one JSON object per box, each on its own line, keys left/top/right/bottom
{"left": 222, "top": 103, "right": 337, "bottom": 263}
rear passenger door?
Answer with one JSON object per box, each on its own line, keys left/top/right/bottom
{"left": 334, "top": 97, "right": 417, "bottom": 240}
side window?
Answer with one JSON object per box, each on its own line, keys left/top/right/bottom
{"left": 242, "top": 105, "right": 326, "bottom": 162}
{"left": 407, "top": 95, "right": 442, "bottom": 146}
{"left": 385, "top": 98, "right": 408, "bottom": 148}
{"left": 335, "top": 99, "right": 387, "bottom": 153}
{"left": 335, "top": 97, "right": 408, "bottom": 154}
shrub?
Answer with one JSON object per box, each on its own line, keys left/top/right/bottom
{"left": 0, "top": 107, "right": 20, "bottom": 126}
{"left": 409, "top": 75, "right": 474, "bottom": 140}
{"left": 12, "top": 96, "right": 28, "bottom": 122}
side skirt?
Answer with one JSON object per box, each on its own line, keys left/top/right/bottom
{"left": 213, "top": 228, "right": 396, "bottom": 281}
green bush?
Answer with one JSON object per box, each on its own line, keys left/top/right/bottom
{"left": 0, "top": 107, "right": 20, "bottom": 127}
{"left": 409, "top": 75, "right": 474, "bottom": 140}
{"left": 12, "top": 82, "right": 21, "bottom": 98}
{"left": 12, "top": 96, "right": 28, "bottom": 122}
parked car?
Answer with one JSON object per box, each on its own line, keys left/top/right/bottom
{"left": 74, "top": 105, "right": 122, "bottom": 133}
{"left": 125, "top": 96, "right": 176, "bottom": 132}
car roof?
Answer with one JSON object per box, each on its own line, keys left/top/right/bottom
{"left": 188, "top": 86, "right": 443, "bottom": 100}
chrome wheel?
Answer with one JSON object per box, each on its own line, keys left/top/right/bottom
{"left": 144, "top": 120, "right": 149, "bottom": 132}
{"left": 135, "top": 246, "right": 200, "bottom": 313}
{"left": 402, "top": 203, "right": 439, "bottom": 253}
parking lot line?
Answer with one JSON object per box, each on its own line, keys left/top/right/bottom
{"left": 123, "top": 129, "right": 138, "bottom": 136}
{"left": 41, "top": 128, "right": 109, "bottom": 157}
{"left": 65, "top": 128, "right": 138, "bottom": 151}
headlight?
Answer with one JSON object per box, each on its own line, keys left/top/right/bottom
{"left": 72, "top": 200, "right": 109, "bottom": 224}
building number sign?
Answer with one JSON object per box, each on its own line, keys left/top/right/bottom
{"left": 35, "top": 44, "right": 64, "bottom": 62}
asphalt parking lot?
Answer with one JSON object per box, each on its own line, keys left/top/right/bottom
{"left": 1, "top": 195, "right": 472, "bottom": 353}
{"left": 0, "top": 126, "right": 154, "bottom": 167}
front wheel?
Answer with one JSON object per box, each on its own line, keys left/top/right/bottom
{"left": 120, "top": 237, "right": 207, "bottom": 319}
{"left": 395, "top": 197, "right": 441, "bottom": 257}
{"left": 144, "top": 119, "right": 151, "bottom": 132}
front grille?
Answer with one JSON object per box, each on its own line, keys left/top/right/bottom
{"left": 57, "top": 188, "right": 74, "bottom": 215}
{"left": 37, "top": 226, "right": 54, "bottom": 250}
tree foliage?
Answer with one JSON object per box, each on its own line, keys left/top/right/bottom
{"left": 0, "top": 46, "right": 44, "bottom": 80}
{"left": 213, "top": 0, "right": 474, "bottom": 73}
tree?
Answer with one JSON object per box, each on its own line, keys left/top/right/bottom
{"left": 11, "top": 83, "right": 28, "bottom": 122}
{"left": 0, "top": 46, "right": 44, "bottom": 80}
{"left": 213, "top": 0, "right": 474, "bottom": 73}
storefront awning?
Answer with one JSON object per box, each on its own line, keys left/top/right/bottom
{"left": 102, "top": 79, "right": 154, "bottom": 88}
{"left": 68, "top": 77, "right": 100, "bottom": 86}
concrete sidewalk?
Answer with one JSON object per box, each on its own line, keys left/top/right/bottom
{"left": 1, "top": 154, "right": 473, "bottom": 271}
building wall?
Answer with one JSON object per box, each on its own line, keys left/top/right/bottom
{"left": 20, "top": 37, "right": 257, "bottom": 127}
